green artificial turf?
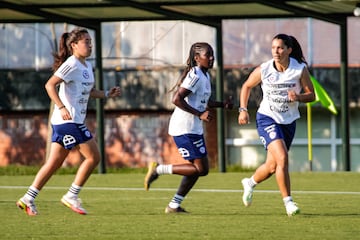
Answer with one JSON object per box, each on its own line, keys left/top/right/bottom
{"left": 0, "top": 171, "right": 359, "bottom": 239}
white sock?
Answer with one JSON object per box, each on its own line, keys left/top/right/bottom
{"left": 66, "top": 183, "right": 82, "bottom": 198}
{"left": 24, "top": 186, "right": 39, "bottom": 202}
{"left": 168, "top": 194, "right": 184, "bottom": 209}
{"left": 156, "top": 164, "right": 173, "bottom": 175}
{"left": 283, "top": 196, "right": 293, "bottom": 205}
{"left": 249, "top": 176, "right": 258, "bottom": 188}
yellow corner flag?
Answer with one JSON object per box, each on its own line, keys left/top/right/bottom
{"left": 307, "top": 75, "right": 337, "bottom": 171}
{"left": 310, "top": 75, "right": 337, "bottom": 115}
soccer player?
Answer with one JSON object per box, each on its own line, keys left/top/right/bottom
{"left": 16, "top": 27, "right": 121, "bottom": 216}
{"left": 144, "top": 42, "right": 233, "bottom": 213}
{"left": 238, "top": 34, "right": 315, "bottom": 216}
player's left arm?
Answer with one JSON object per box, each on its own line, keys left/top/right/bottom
{"left": 288, "top": 67, "right": 315, "bottom": 103}
{"left": 207, "top": 96, "right": 234, "bottom": 109}
{"left": 90, "top": 86, "right": 121, "bottom": 99}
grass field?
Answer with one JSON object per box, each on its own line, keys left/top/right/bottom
{"left": 0, "top": 171, "right": 359, "bottom": 239}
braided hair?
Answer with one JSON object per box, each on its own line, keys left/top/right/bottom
{"left": 169, "top": 42, "right": 212, "bottom": 92}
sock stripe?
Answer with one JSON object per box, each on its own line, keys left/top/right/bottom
{"left": 68, "top": 183, "right": 82, "bottom": 195}
{"left": 171, "top": 194, "right": 184, "bottom": 204}
{"left": 27, "top": 189, "right": 38, "bottom": 198}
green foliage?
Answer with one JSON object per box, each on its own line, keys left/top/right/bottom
{"left": 0, "top": 165, "right": 146, "bottom": 176}
{"left": 1, "top": 172, "right": 359, "bottom": 239}
{"left": 0, "top": 165, "right": 253, "bottom": 176}
{"left": 0, "top": 165, "right": 42, "bottom": 176}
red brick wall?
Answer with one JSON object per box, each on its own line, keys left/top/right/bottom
{"left": 0, "top": 112, "right": 218, "bottom": 168}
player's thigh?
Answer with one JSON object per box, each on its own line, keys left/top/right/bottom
{"left": 267, "top": 139, "right": 288, "bottom": 166}
{"left": 47, "top": 142, "right": 70, "bottom": 166}
{"left": 78, "top": 138, "right": 100, "bottom": 161}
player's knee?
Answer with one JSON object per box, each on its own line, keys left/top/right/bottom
{"left": 193, "top": 165, "right": 208, "bottom": 176}
{"left": 268, "top": 163, "right": 276, "bottom": 174}
{"left": 199, "top": 168, "right": 209, "bottom": 176}
{"left": 89, "top": 154, "right": 101, "bottom": 165}
{"left": 276, "top": 156, "right": 289, "bottom": 171}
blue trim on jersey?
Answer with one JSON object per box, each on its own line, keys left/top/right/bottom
{"left": 51, "top": 123, "right": 93, "bottom": 149}
{"left": 173, "top": 134, "right": 207, "bottom": 160}
{"left": 256, "top": 112, "right": 296, "bottom": 150}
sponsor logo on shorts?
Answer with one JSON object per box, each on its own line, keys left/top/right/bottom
{"left": 264, "top": 124, "right": 277, "bottom": 139}
{"left": 85, "top": 130, "right": 91, "bottom": 138}
{"left": 79, "top": 124, "right": 91, "bottom": 138}
{"left": 260, "top": 136, "right": 266, "bottom": 147}
{"left": 193, "top": 139, "right": 204, "bottom": 148}
{"left": 269, "top": 131, "right": 277, "bottom": 139}
{"left": 178, "top": 148, "right": 190, "bottom": 158}
{"left": 63, "top": 135, "right": 76, "bottom": 147}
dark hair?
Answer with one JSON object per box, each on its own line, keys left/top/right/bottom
{"left": 273, "top": 33, "right": 307, "bottom": 65}
{"left": 169, "top": 42, "right": 212, "bottom": 92}
{"left": 52, "top": 28, "right": 89, "bottom": 71}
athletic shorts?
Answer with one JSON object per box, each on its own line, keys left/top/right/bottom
{"left": 256, "top": 112, "right": 296, "bottom": 150}
{"left": 173, "top": 134, "right": 207, "bottom": 160}
{"left": 51, "top": 123, "right": 93, "bottom": 150}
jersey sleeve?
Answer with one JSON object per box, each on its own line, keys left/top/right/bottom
{"left": 180, "top": 68, "right": 200, "bottom": 93}
{"left": 54, "top": 58, "right": 77, "bottom": 83}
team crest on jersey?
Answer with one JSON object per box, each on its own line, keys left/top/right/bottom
{"left": 63, "top": 134, "right": 76, "bottom": 147}
{"left": 82, "top": 70, "right": 89, "bottom": 79}
{"left": 266, "top": 75, "right": 277, "bottom": 83}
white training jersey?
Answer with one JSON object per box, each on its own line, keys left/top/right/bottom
{"left": 258, "top": 57, "right": 305, "bottom": 124}
{"left": 51, "top": 55, "right": 94, "bottom": 125}
{"left": 168, "top": 66, "right": 211, "bottom": 136}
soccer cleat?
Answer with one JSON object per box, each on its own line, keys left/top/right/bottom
{"left": 165, "top": 206, "right": 189, "bottom": 214}
{"left": 61, "top": 195, "right": 87, "bottom": 215}
{"left": 285, "top": 201, "right": 300, "bottom": 216}
{"left": 144, "top": 162, "right": 159, "bottom": 191}
{"left": 16, "top": 198, "right": 38, "bottom": 216}
{"left": 241, "top": 178, "right": 254, "bottom": 207}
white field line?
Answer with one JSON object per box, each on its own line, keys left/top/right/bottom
{"left": 1, "top": 186, "right": 359, "bottom": 195}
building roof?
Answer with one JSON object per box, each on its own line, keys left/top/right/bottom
{"left": 1, "top": 0, "right": 358, "bottom": 28}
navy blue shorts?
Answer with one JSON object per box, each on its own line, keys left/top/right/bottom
{"left": 256, "top": 112, "right": 296, "bottom": 150}
{"left": 173, "top": 134, "right": 207, "bottom": 160}
{"left": 51, "top": 123, "right": 93, "bottom": 150}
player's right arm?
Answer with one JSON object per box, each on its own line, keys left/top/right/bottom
{"left": 238, "top": 66, "right": 262, "bottom": 125}
{"left": 45, "top": 75, "right": 72, "bottom": 120}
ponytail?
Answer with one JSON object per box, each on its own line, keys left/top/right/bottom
{"left": 52, "top": 32, "right": 70, "bottom": 71}
{"left": 52, "top": 27, "right": 89, "bottom": 72}
{"left": 288, "top": 35, "right": 307, "bottom": 65}
{"left": 273, "top": 33, "right": 307, "bottom": 65}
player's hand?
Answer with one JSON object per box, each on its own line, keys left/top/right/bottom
{"left": 199, "top": 110, "right": 213, "bottom": 122}
{"left": 108, "top": 86, "right": 121, "bottom": 98}
{"left": 238, "top": 111, "right": 249, "bottom": 125}
{"left": 288, "top": 90, "right": 298, "bottom": 102}
{"left": 60, "top": 107, "right": 72, "bottom": 120}
{"left": 223, "top": 96, "right": 234, "bottom": 109}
